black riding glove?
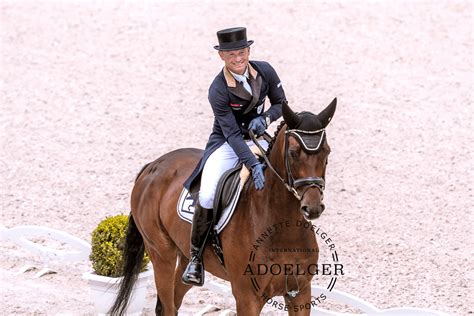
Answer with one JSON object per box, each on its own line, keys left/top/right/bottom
{"left": 251, "top": 163, "right": 265, "bottom": 190}
{"left": 248, "top": 116, "right": 267, "bottom": 137}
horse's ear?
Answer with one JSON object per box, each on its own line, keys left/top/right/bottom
{"left": 317, "top": 97, "right": 337, "bottom": 128}
{"left": 282, "top": 100, "right": 301, "bottom": 129}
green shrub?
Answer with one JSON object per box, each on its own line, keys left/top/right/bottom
{"left": 89, "top": 214, "right": 150, "bottom": 277}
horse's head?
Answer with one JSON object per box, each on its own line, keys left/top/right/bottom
{"left": 280, "top": 98, "right": 336, "bottom": 220}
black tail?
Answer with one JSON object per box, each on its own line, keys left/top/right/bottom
{"left": 109, "top": 215, "right": 146, "bottom": 316}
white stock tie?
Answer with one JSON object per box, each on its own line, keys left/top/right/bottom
{"left": 240, "top": 78, "right": 252, "bottom": 95}
{"left": 231, "top": 71, "right": 252, "bottom": 95}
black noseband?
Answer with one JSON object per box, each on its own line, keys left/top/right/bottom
{"left": 293, "top": 177, "right": 325, "bottom": 191}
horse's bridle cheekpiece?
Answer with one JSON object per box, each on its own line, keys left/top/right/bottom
{"left": 284, "top": 129, "right": 326, "bottom": 200}
{"left": 214, "top": 27, "right": 254, "bottom": 51}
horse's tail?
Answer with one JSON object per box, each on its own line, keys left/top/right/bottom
{"left": 109, "top": 214, "right": 146, "bottom": 316}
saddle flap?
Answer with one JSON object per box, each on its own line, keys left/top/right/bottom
{"left": 177, "top": 164, "right": 248, "bottom": 234}
{"left": 213, "top": 164, "right": 243, "bottom": 216}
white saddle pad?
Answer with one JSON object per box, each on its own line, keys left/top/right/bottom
{"left": 176, "top": 185, "right": 243, "bottom": 234}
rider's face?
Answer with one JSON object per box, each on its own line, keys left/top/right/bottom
{"left": 219, "top": 47, "right": 250, "bottom": 75}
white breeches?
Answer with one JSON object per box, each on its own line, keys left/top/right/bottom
{"left": 199, "top": 139, "right": 268, "bottom": 209}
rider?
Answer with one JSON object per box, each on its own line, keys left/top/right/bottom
{"left": 182, "top": 27, "right": 286, "bottom": 286}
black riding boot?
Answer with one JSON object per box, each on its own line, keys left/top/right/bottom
{"left": 181, "top": 203, "right": 213, "bottom": 286}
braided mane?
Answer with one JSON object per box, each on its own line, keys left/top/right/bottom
{"left": 265, "top": 120, "right": 287, "bottom": 156}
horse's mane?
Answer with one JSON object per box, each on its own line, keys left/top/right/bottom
{"left": 265, "top": 120, "right": 287, "bottom": 157}
{"left": 265, "top": 121, "right": 286, "bottom": 157}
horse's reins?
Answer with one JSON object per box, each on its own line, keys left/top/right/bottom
{"left": 249, "top": 130, "right": 290, "bottom": 192}
{"left": 249, "top": 128, "right": 326, "bottom": 201}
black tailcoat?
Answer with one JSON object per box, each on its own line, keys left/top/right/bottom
{"left": 183, "top": 60, "right": 286, "bottom": 189}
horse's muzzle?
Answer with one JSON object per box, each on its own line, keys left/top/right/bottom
{"left": 301, "top": 203, "right": 325, "bottom": 220}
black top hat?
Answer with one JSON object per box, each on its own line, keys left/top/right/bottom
{"left": 214, "top": 27, "right": 254, "bottom": 51}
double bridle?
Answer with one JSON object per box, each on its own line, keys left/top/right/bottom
{"left": 249, "top": 127, "right": 326, "bottom": 201}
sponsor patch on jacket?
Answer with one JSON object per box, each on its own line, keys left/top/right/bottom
{"left": 230, "top": 103, "right": 243, "bottom": 108}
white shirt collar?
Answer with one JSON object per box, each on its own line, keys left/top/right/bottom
{"left": 229, "top": 67, "right": 249, "bottom": 82}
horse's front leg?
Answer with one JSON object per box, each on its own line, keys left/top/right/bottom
{"left": 232, "top": 284, "right": 266, "bottom": 315}
{"left": 283, "top": 285, "right": 313, "bottom": 316}
{"left": 235, "top": 295, "right": 266, "bottom": 315}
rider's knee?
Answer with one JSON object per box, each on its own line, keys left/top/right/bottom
{"left": 198, "top": 193, "right": 214, "bottom": 209}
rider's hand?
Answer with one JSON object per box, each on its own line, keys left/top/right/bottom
{"left": 251, "top": 163, "right": 265, "bottom": 190}
{"left": 248, "top": 116, "right": 267, "bottom": 137}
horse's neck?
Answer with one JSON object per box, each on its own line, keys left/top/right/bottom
{"left": 245, "top": 187, "right": 306, "bottom": 252}
{"left": 247, "top": 132, "right": 304, "bottom": 242}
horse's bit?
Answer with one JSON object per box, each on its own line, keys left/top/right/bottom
{"left": 285, "top": 273, "right": 300, "bottom": 298}
{"left": 249, "top": 128, "right": 326, "bottom": 201}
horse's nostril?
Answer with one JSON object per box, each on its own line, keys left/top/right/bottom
{"left": 320, "top": 204, "right": 325, "bottom": 212}
{"left": 301, "top": 205, "right": 309, "bottom": 213}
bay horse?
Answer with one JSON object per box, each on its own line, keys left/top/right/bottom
{"left": 110, "top": 98, "right": 337, "bottom": 315}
